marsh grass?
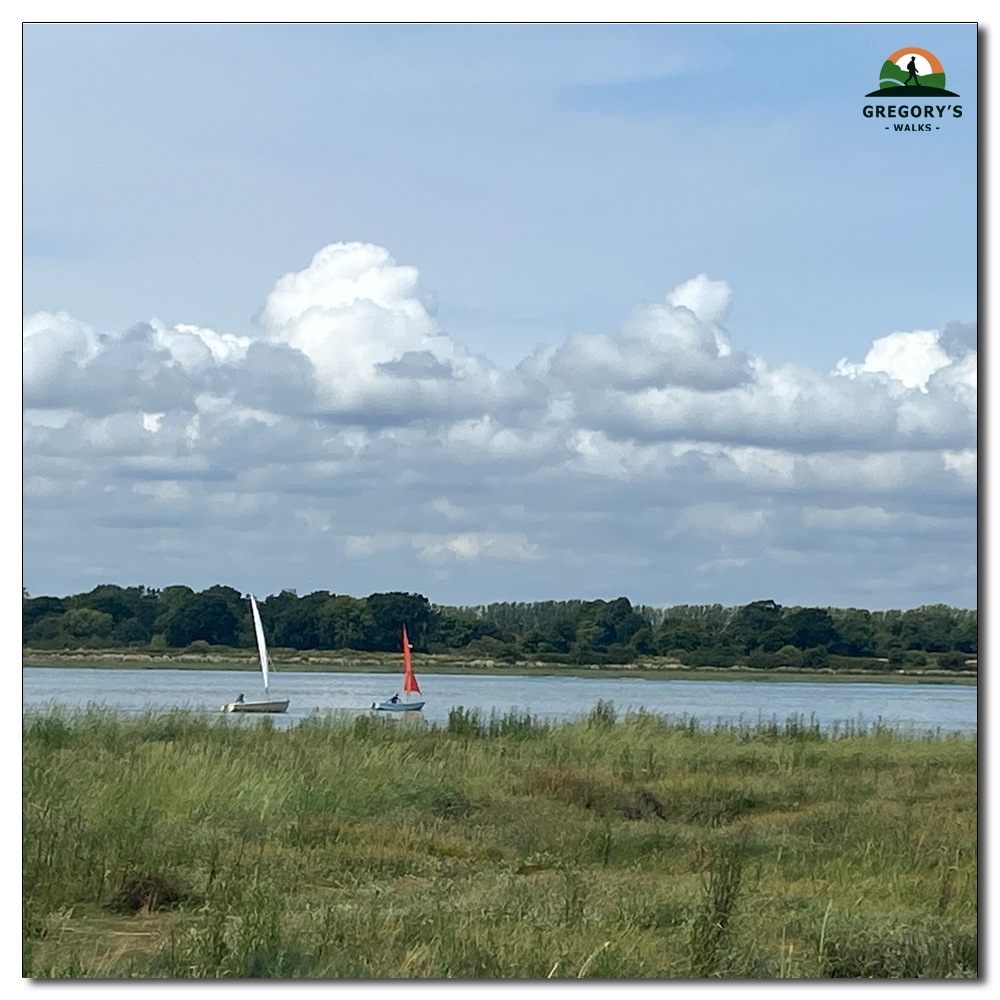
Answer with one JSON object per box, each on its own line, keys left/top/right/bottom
{"left": 23, "top": 704, "right": 977, "bottom": 978}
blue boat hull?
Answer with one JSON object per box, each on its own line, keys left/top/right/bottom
{"left": 374, "top": 700, "right": 425, "bottom": 712}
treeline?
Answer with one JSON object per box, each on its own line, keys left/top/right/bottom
{"left": 22, "top": 585, "right": 977, "bottom": 671}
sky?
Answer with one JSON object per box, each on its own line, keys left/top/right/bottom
{"left": 22, "top": 22, "right": 978, "bottom": 610}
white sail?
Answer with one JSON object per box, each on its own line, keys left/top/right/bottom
{"left": 249, "top": 594, "right": 270, "bottom": 693}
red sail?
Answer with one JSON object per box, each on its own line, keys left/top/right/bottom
{"left": 402, "top": 625, "right": 421, "bottom": 694}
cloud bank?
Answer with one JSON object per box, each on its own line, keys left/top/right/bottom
{"left": 23, "top": 242, "right": 977, "bottom": 608}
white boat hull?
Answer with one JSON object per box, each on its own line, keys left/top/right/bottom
{"left": 374, "top": 700, "right": 425, "bottom": 713}
{"left": 221, "top": 700, "right": 289, "bottom": 714}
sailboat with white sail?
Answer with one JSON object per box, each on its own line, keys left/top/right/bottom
{"left": 221, "top": 594, "right": 289, "bottom": 713}
{"left": 374, "top": 625, "right": 425, "bottom": 712}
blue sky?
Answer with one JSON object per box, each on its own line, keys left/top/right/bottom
{"left": 22, "top": 23, "right": 978, "bottom": 609}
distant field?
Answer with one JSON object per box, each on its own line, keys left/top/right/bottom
{"left": 22, "top": 649, "right": 977, "bottom": 685}
{"left": 23, "top": 706, "right": 977, "bottom": 978}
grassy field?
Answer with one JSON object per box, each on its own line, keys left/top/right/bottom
{"left": 23, "top": 704, "right": 977, "bottom": 978}
{"left": 22, "top": 649, "right": 977, "bottom": 685}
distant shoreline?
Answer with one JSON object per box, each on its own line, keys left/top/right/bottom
{"left": 22, "top": 651, "right": 977, "bottom": 686}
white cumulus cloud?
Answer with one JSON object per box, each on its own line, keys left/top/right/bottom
{"left": 23, "top": 311, "right": 101, "bottom": 396}
{"left": 21, "top": 242, "right": 977, "bottom": 609}
{"left": 549, "top": 273, "right": 750, "bottom": 392}
{"left": 261, "top": 242, "right": 544, "bottom": 422}
{"left": 834, "top": 329, "right": 952, "bottom": 391}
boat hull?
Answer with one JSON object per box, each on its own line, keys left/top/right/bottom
{"left": 374, "top": 701, "right": 425, "bottom": 713}
{"left": 221, "top": 700, "right": 289, "bottom": 714}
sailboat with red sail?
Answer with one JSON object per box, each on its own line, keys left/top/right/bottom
{"left": 374, "top": 625, "right": 426, "bottom": 712}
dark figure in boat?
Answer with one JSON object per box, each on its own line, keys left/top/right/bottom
{"left": 389, "top": 693, "right": 400, "bottom": 703}
{"left": 235, "top": 693, "right": 245, "bottom": 704}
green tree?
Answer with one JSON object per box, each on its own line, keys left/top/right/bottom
{"left": 782, "top": 607, "right": 839, "bottom": 651}
{"left": 165, "top": 590, "right": 241, "bottom": 647}
{"left": 60, "top": 585, "right": 161, "bottom": 646}
{"left": 829, "top": 608, "right": 876, "bottom": 657}
{"left": 952, "top": 610, "right": 978, "bottom": 653}
{"left": 153, "top": 586, "right": 195, "bottom": 637}
{"left": 426, "top": 607, "right": 506, "bottom": 650}
{"left": 898, "top": 605, "right": 957, "bottom": 652}
{"left": 727, "top": 600, "right": 784, "bottom": 653}
{"left": 260, "top": 590, "right": 331, "bottom": 650}
{"left": 538, "top": 619, "right": 576, "bottom": 654}
{"left": 317, "top": 595, "right": 375, "bottom": 650}
{"left": 259, "top": 589, "right": 298, "bottom": 629}
{"left": 61, "top": 608, "right": 114, "bottom": 641}
{"left": 112, "top": 617, "right": 151, "bottom": 645}
{"left": 572, "top": 617, "right": 604, "bottom": 654}
{"left": 599, "top": 597, "right": 647, "bottom": 646}
{"left": 70, "top": 584, "right": 137, "bottom": 624}
{"left": 517, "top": 626, "right": 545, "bottom": 655}
{"left": 655, "top": 614, "right": 710, "bottom": 654}
{"left": 23, "top": 595, "right": 65, "bottom": 634}
{"left": 774, "top": 644, "right": 803, "bottom": 667}
{"left": 938, "top": 650, "right": 971, "bottom": 670}
{"left": 801, "top": 645, "right": 830, "bottom": 670}
{"left": 24, "top": 614, "right": 65, "bottom": 644}
{"left": 629, "top": 626, "right": 657, "bottom": 655}
{"left": 366, "top": 592, "right": 432, "bottom": 651}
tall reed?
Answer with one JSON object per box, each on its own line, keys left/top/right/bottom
{"left": 23, "top": 706, "right": 977, "bottom": 978}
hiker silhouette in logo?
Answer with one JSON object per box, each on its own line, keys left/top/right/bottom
{"left": 904, "top": 55, "right": 920, "bottom": 86}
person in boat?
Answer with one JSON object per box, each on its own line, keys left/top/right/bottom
{"left": 389, "top": 693, "right": 400, "bottom": 703}
{"left": 235, "top": 693, "right": 245, "bottom": 704}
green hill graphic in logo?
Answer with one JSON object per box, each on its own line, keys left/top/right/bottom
{"left": 865, "top": 47, "right": 959, "bottom": 97}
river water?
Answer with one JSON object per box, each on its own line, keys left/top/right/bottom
{"left": 21, "top": 666, "right": 977, "bottom": 737}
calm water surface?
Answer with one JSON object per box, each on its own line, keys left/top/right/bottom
{"left": 22, "top": 667, "right": 977, "bottom": 736}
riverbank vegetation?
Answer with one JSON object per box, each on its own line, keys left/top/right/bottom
{"left": 23, "top": 585, "right": 977, "bottom": 675}
{"left": 21, "top": 649, "right": 977, "bottom": 686}
{"left": 24, "top": 705, "right": 977, "bottom": 978}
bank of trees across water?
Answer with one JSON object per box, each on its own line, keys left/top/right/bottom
{"left": 22, "top": 584, "right": 977, "bottom": 672}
